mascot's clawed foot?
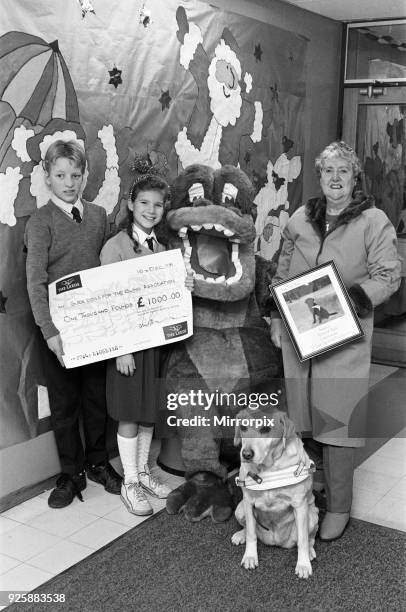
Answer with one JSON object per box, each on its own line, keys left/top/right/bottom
{"left": 166, "top": 472, "right": 233, "bottom": 523}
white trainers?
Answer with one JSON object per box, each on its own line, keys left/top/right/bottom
{"left": 120, "top": 481, "right": 153, "bottom": 516}
{"left": 138, "top": 465, "right": 172, "bottom": 499}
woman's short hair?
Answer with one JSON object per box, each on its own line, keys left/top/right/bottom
{"left": 43, "top": 140, "right": 86, "bottom": 174}
{"left": 315, "top": 141, "right": 362, "bottom": 178}
{"left": 128, "top": 174, "right": 170, "bottom": 202}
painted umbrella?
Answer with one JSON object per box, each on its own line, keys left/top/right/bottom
{"left": 0, "top": 32, "right": 82, "bottom": 449}
{"left": 0, "top": 31, "right": 80, "bottom": 167}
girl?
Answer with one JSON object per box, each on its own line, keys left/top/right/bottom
{"left": 100, "top": 174, "right": 193, "bottom": 516}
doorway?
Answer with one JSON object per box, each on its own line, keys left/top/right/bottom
{"left": 342, "top": 86, "right": 406, "bottom": 366}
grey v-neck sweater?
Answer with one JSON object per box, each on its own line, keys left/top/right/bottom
{"left": 24, "top": 200, "right": 108, "bottom": 340}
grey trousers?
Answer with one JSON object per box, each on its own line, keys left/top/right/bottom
{"left": 323, "top": 445, "right": 355, "bottom": 513}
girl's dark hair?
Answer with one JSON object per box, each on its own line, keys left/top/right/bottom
{"left": 121, "top": 174, "right": 170, "bottom": 253}
{"left": 128, "top": 174, "right": 170, "bottom": 202}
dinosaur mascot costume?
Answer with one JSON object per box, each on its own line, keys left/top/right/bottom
{"left": 163, "top": 164, "right": 283, "bottom": 522}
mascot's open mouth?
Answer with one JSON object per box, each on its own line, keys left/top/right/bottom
{"left": 178, "top": 223, "right": 242, "bottom": 285}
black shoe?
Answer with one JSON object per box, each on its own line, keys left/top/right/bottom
{"left": 86, "top": 462, "right": 122, "bottom": 495}
{"left": 48, "top": 472, "right": 86, "bottom": 509}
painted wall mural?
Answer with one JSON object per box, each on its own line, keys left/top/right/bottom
{"left": 0, "top": 0, "right": 307, "bottom": 449}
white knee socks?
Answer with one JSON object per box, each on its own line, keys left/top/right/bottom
{"left": 117, "top": 433, "right": 139, "bottom": 484}
{"left": 137, "top": 426, "right": 153, "bottom": 474}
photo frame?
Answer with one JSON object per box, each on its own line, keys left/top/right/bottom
{"left": 270, "top": 261, "right": 364, "bottom": 362}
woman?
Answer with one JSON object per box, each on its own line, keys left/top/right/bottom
{"left": 270, "top": 141, "right": 401, "bottom": 541}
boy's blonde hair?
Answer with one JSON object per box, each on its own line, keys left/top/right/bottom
{"left": 43, "top": 140, "right": 86, "bottom": 174}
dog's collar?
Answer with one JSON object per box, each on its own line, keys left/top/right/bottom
{"left": 235, "top": 461, "right": 315, "bottom": 491}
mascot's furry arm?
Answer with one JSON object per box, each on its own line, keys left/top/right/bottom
{"left": 164, "top": 164, "right": 283, "bottom": 523}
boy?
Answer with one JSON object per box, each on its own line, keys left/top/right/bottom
{"left": 24, "top": 140, "right": 122, "bottom": 508}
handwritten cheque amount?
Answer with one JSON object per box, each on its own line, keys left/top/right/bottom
{"left": 49, "top": 249, "right": 193, "bottom": 368}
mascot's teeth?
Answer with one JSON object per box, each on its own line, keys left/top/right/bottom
{"left": 231, "top": 244, "right": 239, "bottom": 262}
{"left": 226, "top": 276, "right": 237, "bottom": 285}
{"left": 183, "top": 247, "right": 192, "bottom": 264}
{"left": 205, "top": 277, "right": 216, "bottom": 283}
{"left": 186, "top": 223, "right": 235, "bottom": 238}
{"left": 194, "top": 273, "right": 205, "bottom": 281}
{"left": 234, "top": 262, "right": 243, "bottom": 280}
{"left": 215, "top": 275, "right": 226, "bottom": 284}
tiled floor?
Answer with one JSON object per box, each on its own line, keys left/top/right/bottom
{"left": 0, "top": 364, "right": 405, "bottom": 607}
{"left": 0, "top": 444, "right": 183, "bottom": 607}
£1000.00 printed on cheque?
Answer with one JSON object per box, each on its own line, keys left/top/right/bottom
{"left": 49, "top": 249, "right": 193, "bottom": 368}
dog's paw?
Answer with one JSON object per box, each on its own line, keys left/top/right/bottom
{"left": 309, "top": 546, "right": 316, "bottom": 561}
{"left": 241, "top": 552, "right": 258, "bottom": 570}
{"left": 231, "top": 529, "right": 246, "bottom": 546}
{"left": 295, "top": 560, "right": 312, "bottom": 579}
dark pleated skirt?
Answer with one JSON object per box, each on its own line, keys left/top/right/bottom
{"left": 106, "top": 348, "right": 162, "bottom": 423}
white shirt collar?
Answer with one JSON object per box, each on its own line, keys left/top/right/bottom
{"left": 51, "top": 195, "right": 83, "bottom": 218}
{"left": 132, "top": 224, "right": 157, "bottom": 247}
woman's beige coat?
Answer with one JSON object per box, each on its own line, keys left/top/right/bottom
{"left": 272, "top": 193, "right": 401, "bottom": 447}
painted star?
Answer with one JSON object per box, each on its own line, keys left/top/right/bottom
{"left": 159, "top": 90, "right": 171, "bottom": 110}
{"left": 108, "top": 67, "right": 122, "bottom": 89}
{"left": 77, "top": 0, "right": 96, "bottom": 18}
{"left": 254, "top": 44, "right": 263, "bottom": 62}
{"left": 0, "top": 291, "right": 8, "bottom": 314}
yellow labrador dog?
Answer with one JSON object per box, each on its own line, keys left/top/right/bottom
{"left": 232, "top": 409, "right": 319, "bottom": 579}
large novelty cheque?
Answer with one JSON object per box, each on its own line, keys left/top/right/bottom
{"left": 49, "top": 249, "right": 193, "bottom": 368}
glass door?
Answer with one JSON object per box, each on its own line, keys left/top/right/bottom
{"left": 342, "top": 87, "right": 406, "bottom": 366}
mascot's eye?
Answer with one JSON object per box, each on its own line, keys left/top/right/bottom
{"left": 259, "top": 426, "right": 271, "bottom": 434}
{"left": 188, "top": 183, "right": 204, "bottom": 203}
{"left": 240, "top": 424, "right": 248, "bottom": 432}
{"left": 222, "top": 182, "right": 238, "bottom": 205}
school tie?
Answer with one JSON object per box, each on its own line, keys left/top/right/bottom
{"left": 71, "top": 206, "right": 82, "bottom": 223}
{"left": 145, "top": 237, "right": 154, "bottom": 252}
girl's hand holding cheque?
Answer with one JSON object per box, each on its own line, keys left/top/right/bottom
{"left": 185, "top": 272, "right": 194, "bottom": 292}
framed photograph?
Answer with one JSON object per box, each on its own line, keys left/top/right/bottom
{"left": 270, "top": 261, "right": 364, "bottom": 362}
